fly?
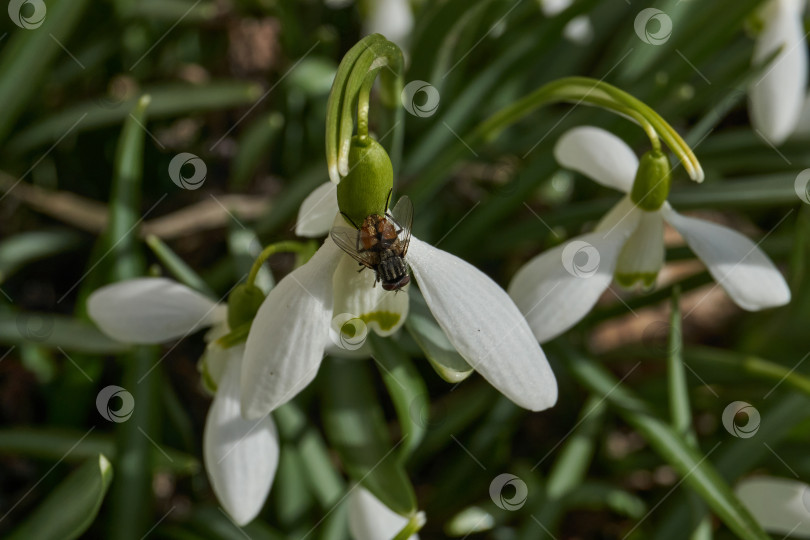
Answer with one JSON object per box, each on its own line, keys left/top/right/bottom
{"left": 331, "top": 192, "right": 413, "bottom": 292}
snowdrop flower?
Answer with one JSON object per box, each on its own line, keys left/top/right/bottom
{"left": 736, "top": 476, "right": 810, "bottom": 537}
{"left": 508, "top": 126, "right": 791, "bottom": 343}
{"left": 239, "top": 180, "right": 558, "bottom": 420}
{"left": 87, "top": 278, "right": 278, "bottom": 526}
{"left": 749, "top": 0, "right": 808, "bottom": 144}
{"left": 348, "top": 487, "right": 423, "bottom": 540}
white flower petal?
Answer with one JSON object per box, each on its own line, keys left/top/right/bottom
{"left": 408, "top": 237, "right": 557, "bottom": 412}
{"left": 241, "top": 239, "right": 342, "bottom": 419}
{"left": 348, "top": 487, "right": 418, "bottom": 540}
{"left": 563, "top": 16, "right": 594, "bottom": 46}
{"left": 204, "top": 355, "right": 278, "bottom": 526}
{"left": 661, "top": 204, "right": 791, "bottom": 310}
{"left": 87, "top": 278, "right": 224, "bottom": 344}
{"left": 615, "top": 210, "right": 665, "bottom": 289}
{"left": 749, "top": 0, "right": 808, "bottom": 144}
{"left": 736, "top": 476, "right": 810, "bottom": 537}
{"left": 508, "top": 198, "right": 642, "bottom": 343}
{"left": 332, "top": 253, "right": 409, "bottom": 338}
{"left": 554, "top": 126, "right": 638, "bottom": 193}
{"left": 295, "top": 181, "right": 339, "bottom": 238}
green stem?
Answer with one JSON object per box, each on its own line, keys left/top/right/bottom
{"left": 326, "top": 35, "right": 403, "bottom": 183}
{"left": 476, "top": 77, "right": 701, "bottom": 181}
{"left": 356, "top": 71, "right": 377, "bottom": 140}
{"left": 392, "top": 512, "right": 427, "bottom": 540}
{"left": 667, "top": 286, "right": 692, "bottom": 441}
{"left": 246, "top": 241, "right": 309, "bottom": 287}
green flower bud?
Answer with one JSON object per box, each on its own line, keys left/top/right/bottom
{"left": 227, "top": 283, "right": 265, "bottom": 329}
{"left": 337, "top": 136, "right": 394, "bottom": 227}
{"left": 630, "top": 149, "right": 671, "bottom": 211}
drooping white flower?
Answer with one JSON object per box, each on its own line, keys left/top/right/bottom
{"left": 240, "top": 185, "right": 558, "bottom": 420}
{"left": 749, "top": 0, "right": 808, "bottom": 144}
{"left": 736, "top": 476, "right": 810, "bottom": 537}
{"left": 348, "top": 487, "right": 422, "bottom": 540}
{"left": 87, "top": 278, "right": 277, "bottom": 526}
{"left": 508, "top": 126, "right": 791, "bottom": 344}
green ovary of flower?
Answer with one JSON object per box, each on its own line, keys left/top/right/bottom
{"left": 359, "top": 311, "right": 402, "bottom": 333}
{"left": 227, "top": 283, "right": 265, "bottom": 329}
{"left": 630, "top": 149, "right": 671, "bottom": 211}
{"left": 337, "top": 135, "right": 394, "bottom": 227}
{"left": 614, "top": 271, "right": 659, "bottom": 290}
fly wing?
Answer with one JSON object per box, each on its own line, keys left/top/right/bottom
{"left": 389, "top": 195, "right": 414, "bottom": 255}
{"left": 330, "top": 225, "right": 376, "bottom": 268}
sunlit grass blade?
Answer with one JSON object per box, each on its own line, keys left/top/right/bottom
{"left": 559, "top": 345, "right": 771, "bottom": 540}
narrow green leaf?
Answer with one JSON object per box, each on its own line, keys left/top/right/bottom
{"left": 0, "top": 308, "right": 128, "bottom": 353}
{"left": 274, "top": 402, "right": 345, "bottom": 508}
{"left": 369, "top": 334, "right": 428, "bottom": 459}
{"left": 517, "top": 396, "right": 606, "bottom": 540}
{"left": 8, "top": 454, "right": 113, "bottom": 540}
{"left": 0, "top": 428, "right": 198, "bottom": 474}
{"left": 104, "top": 96, "right": 159, "bottom": 540}
{"left": 0, "top": 0, "right": 91, "bottom": 144}
{"left": 145, "top": 235, "right": 215, "bottom": 297}
{"left": 321, "top": 357, "right": 417, "bottom": 515}
{"left": 231, "top": 112, "right": 285, "bottom": 190}
{"left": 8, "top": 81, "right": 261, "bottom": 153}
{"left": 559, "top": 345, "right": 771, "bottom": 540}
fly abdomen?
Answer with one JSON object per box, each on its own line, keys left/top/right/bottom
{"left": 378, "top": 250, "right": 404, "bottom": 280}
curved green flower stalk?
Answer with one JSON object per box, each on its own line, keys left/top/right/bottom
{"left": 325, "top": 34, "right": 403, "bottom": 186}
{"left": 477, "top": 76, "right": 704, "bottom": 183}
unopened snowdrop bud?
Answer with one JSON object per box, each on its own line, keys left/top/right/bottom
{"left": 630, "top": 149, "right": 671, "bottom": 211}
{"left": 227, "top": 284, "right": 265, "bottom": 329}
{"left": 337, "top": 136, "right": 394, "bottom": 227}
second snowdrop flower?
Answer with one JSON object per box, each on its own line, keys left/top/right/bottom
{"left": 87, "top": 278, "right": 278, "bottom": 526}
{"left": 509, "top": 126, "right": 791, "bottom": 344}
